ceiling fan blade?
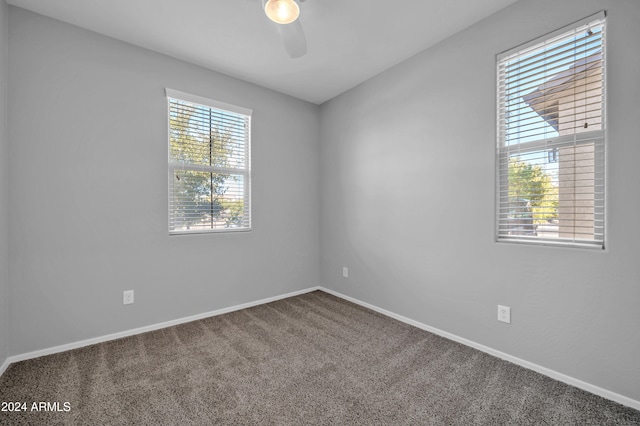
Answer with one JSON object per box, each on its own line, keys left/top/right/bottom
{"left": 278, "top": 19, "right": 307, "bottom": 58}
{"left": 261, "top": 0, "right": 307, "bottom": 58}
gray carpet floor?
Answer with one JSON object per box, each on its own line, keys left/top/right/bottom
{"left": 1, "top": 290, "right": 639, "bottom": 425}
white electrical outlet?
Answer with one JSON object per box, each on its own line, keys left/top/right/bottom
{"left": 498, "top": 305, "right": 511, "bottom": 323}
{"left": 123, "top": 290, "right": 134, "bottom": 305}
{"left": 342, "top": 267, "right": 349, "bottom": 278}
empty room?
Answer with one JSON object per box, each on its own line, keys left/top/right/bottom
{"left": 1, "top": 0, "right": 639, "bottom": 424}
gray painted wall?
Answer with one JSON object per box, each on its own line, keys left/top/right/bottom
{"left": 320, "top": 0, "right": 640, "bottom": 402}
{"left": 8, "top": 7, "right": 320, "bottom": 355}
{"left": 0, "top": 0, "right": 9, "bottom": 368}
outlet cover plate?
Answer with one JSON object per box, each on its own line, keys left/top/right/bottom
{"left": 498, "top": 305, "right": 511, "bottom": 323}
{"left": 123, "top": 290, "right": 134, "bottom": 305}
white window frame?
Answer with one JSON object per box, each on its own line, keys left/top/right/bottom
{"left": 166, "top": 89, "right": 252, "bottom": 235}
{"left": 496, "top": 12, "right": 606, "bottom": 249}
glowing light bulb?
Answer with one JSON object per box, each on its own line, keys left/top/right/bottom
{"left": 265, "top": 0, "right": 299, "bottom": 25}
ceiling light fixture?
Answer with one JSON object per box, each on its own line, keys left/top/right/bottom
{"left": 264, "top": 0, "right": 300, "bottom": 25}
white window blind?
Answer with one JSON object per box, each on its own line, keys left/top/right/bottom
{"left": 496, "top": 12, "right": 606, "bottom": 249}
{"left": 166, "top": 89, "right": 252, "bottom": 234}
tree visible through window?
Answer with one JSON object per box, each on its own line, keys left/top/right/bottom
{"left": 496, "top": 12, "right": 605, "bottom": 248}
{"left": 166, "top": 89, "right": 251, "bottom": 234}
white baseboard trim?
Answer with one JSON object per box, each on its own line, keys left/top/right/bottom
{"left": 0, "top": 357, "right": 10, "bottom": 377}
{"left": 320, "top": 287, "right": 640, "bottom": 412}
{"left": 5, "top": 286, "right": 321, "bottom": 366}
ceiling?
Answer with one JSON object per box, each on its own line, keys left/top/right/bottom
{"left": 6, "top": 0, "right": 519, "bottom": 104}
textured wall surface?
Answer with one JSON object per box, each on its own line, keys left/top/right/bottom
{"left": 320, "top": 0, "right": 640, "bottom": 402}
{"left": 7, "top": 7, "right": 320, "bottom": 355}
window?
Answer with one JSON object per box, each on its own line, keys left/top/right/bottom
{"left": 166, "top": 89, "right": 251, "bottom": 234}
{"left": 496, "top": 12, "right": 606, "bottom": 249}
